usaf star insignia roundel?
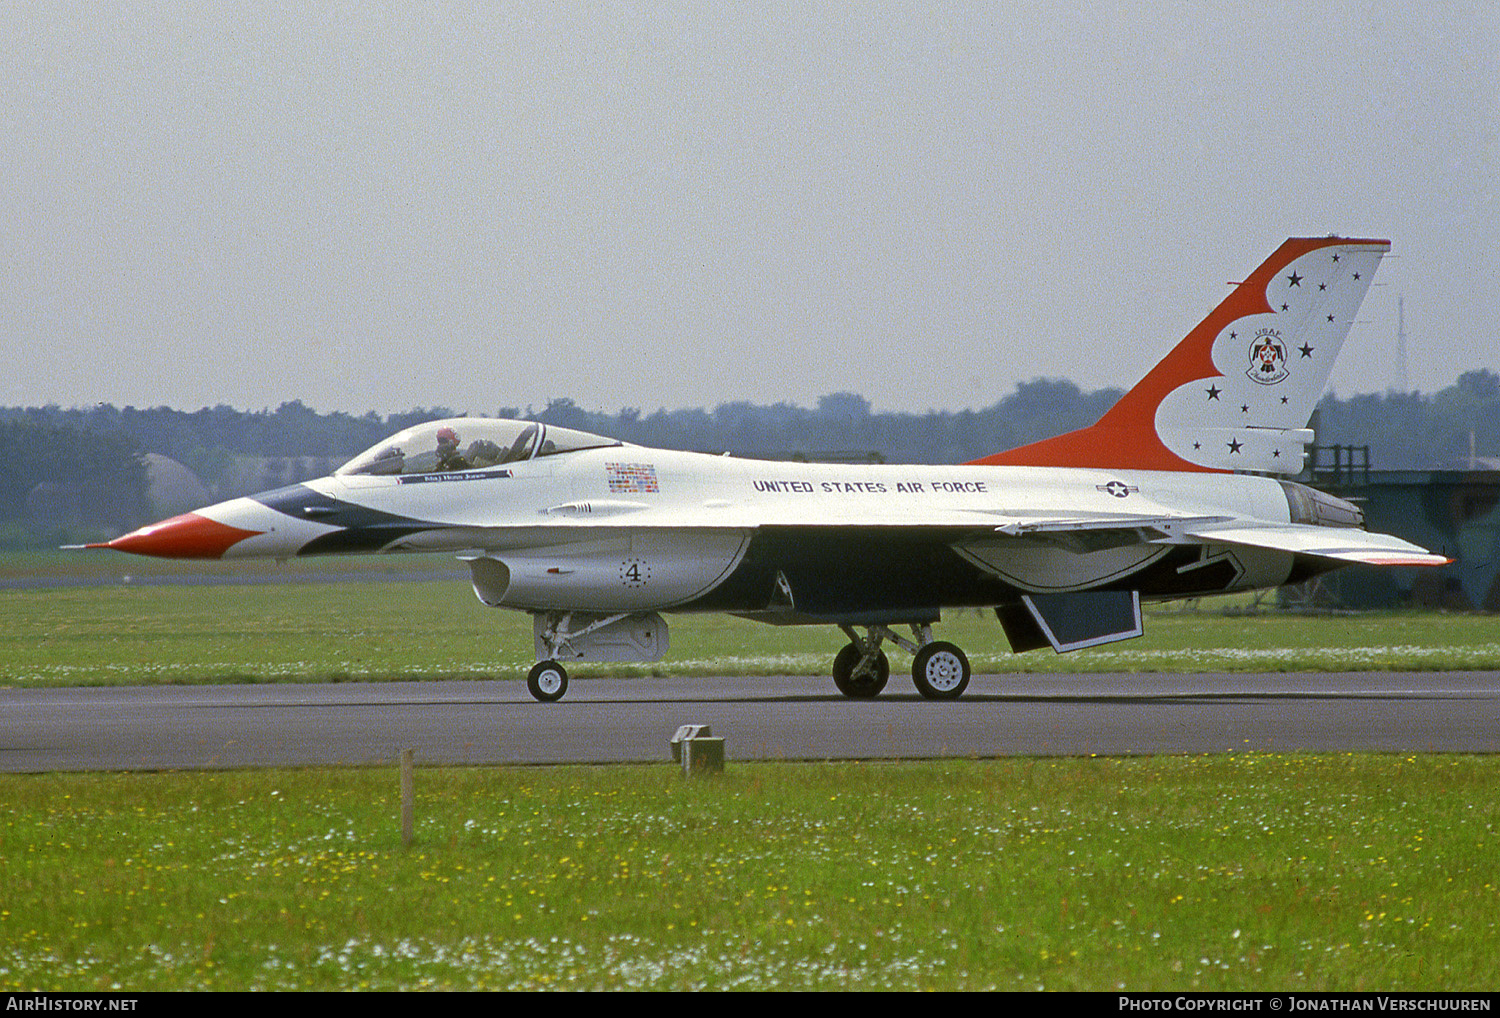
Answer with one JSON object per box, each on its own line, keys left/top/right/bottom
{"left": 1246, "top": 328, "right": 1289, "bottom": 385}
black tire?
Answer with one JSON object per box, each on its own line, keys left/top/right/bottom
{"left": 832, "top": 642, "right": 889, "bottom": 698}
{"left": 912, "top": 641, "right": 971, "bottom": 700}
{"left": 527, "top": 660, "right": 569, "bottom": 702}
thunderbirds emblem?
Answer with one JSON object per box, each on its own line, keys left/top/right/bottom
{"left": 1247, "top": 328, "right": 1288, "bottom": 385}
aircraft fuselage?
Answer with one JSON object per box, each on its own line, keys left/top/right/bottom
{"left": 165, "top": 445, "right": 1312, "bottom": 621}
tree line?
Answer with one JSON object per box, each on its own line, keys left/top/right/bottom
{"left": 0, "top": 420, "right": 149, "bottom": 543}
{"left": 2, "top": 370, "right": 1496, "bottom": 540}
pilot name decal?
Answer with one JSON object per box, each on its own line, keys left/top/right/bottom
{"left": 397, "top": 469, "right": 513, "bottom": 485}
{"left": 1247, "top": 328, "right": 1289, "bottom": 385}
{"left": 606, "top": 462, "right": 661, "bottom": 494}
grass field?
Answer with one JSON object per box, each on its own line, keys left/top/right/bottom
{"left": 4, "top": 551, "right": 1497, "bottom": 991}
{"left": 4, "top": 564, "right": 1498, "bottom": 688}
{"left": 3, "top": 755, "right": 1497, "bottom": 991}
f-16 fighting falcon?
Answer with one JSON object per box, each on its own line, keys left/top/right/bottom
{"left": 92, "top": 237, "right": 1447, "bottom": 701}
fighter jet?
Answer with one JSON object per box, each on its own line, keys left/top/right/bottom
{"left": 93, "top": 236, "right": 1447, "bottom": 701}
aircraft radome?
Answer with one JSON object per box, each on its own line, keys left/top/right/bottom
{"left": 91, "top": 237, "right": 1448, "bottom": 701}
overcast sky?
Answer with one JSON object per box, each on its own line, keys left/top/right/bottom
{"left": 5, "top": 2, "right": 1496, "bottom": 417}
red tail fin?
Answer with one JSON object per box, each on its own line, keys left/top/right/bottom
{"left": 968, "top": 237, "right": 1389, "bottom": 474}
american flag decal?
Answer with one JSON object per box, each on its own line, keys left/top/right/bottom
{"left": 606, "top": 462, "right": 660, "bottom": 494}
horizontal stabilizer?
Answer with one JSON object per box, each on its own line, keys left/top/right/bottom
{"left": 997, "top": 590, "right": 1144, "bottom": 653}
{"left": 1178, "top": 521, "right": 1451, "bottom": 567}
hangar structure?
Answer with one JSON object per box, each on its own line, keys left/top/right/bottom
{"left": 1290, "top": 465, "right": 1499, "bottom": 611}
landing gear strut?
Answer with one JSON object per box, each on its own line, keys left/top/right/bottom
{"left": 524, "top": 611, "right": 615, "bottom": 703}
{"left": 830, "top": 623, "right": 973, "bottom": 700}
{"left": 525, "top": 610, "right": 601, "bottom": 702}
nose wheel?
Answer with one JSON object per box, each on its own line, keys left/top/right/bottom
{"left": 527, "top": 660, "right": 569, "bottom": 702}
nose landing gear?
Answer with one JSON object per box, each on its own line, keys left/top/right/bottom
{"left": 520, "top": 610, "right": 670, "bottom": 701}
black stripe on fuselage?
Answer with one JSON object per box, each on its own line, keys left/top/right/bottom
{"left": 677, "top": 527, "right": 1326, "bottom": 620}
{"left": 253, "top": 484, "right": 437, "bottom": 555}
{"left": 681, "top": 527, "right": 1014, "bottom": 618}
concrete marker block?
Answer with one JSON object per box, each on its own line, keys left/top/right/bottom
{"left": 681, "top": 736, "right": 725, "bottom": 776}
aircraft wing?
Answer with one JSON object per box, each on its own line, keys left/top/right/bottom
{"left": 532, "top": 499, "right": 1224, "bottom": 537}
{"left": 533, "top": 500, "right": 1448, "bottom": 566}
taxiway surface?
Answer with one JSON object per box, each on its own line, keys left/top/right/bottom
{"left": 3, "top": 672, "right": 1498, "bottom": 772}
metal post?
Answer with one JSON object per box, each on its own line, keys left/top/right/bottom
{"left": 400, "top": 748, "right": 414, "bottom": 847}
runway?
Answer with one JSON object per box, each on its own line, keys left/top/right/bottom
{"left": 3, "top": 671, "right": 1497, "bottom": 772}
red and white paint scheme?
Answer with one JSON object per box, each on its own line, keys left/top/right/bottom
{"left": 93, "top": 237, "right": 1447, "bottom": 701}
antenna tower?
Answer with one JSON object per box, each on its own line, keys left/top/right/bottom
{"left": 1393, "top": 296, "right": 1409, "bottom": 394}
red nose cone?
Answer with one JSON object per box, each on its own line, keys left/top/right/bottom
{"left": 89, "top": 513, "right": 264, "bottom": 559}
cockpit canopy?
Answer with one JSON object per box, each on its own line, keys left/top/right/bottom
{"left": 335, "top": 418, "right": 621, "bottom": 477}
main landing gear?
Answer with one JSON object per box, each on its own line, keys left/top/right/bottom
{"left": 833, "top": 624, "right": 972, "bottom": 700}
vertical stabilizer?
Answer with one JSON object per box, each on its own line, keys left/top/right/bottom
{"left": 970, "top": 237, "right": 1389, "bottom": 474}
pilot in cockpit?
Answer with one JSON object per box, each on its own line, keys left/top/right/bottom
{"left": 434, "top": 427, "right": 471, "bottom": 472}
